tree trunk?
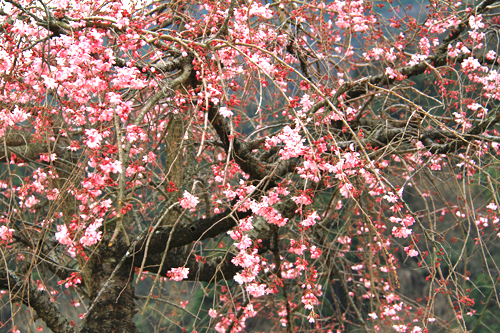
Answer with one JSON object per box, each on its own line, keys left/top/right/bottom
{"left": 80, "top": 243, "right": 138, "bottom": 333}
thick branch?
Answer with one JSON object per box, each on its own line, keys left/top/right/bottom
{"left": 207, "top": 105, "right": 271, "bottom": 181}
{"left": 139, "top": 248, "right": 240, "bottom": 282}
{"left": 0, "top": 143, "right": 48, "bottom": 162}
{"left": 136, "top": 220, "right": 273, "bottom": 281}
{"left": 133, "top": 204, "right": 252, "bottom": 258}
{"left": 0, "top": 130, "right": 32, "bottom": 146}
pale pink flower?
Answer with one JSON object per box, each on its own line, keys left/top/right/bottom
{"left": 310, "top": 245, "right": 322, "bottom": 259}
{"left": 405, "top": 246, "right": 419, "bottom": 257}
{"left": 393, "top": 324, "right": 408, "bottom": 332}
{"left": 167, "top": 267, "right": 189, "bottom": 281}
{"left": 55, "top": 224, "right": 73, "bottom": 246}
{"left": 218, "top": 107, "right": 233, "bottom": 118}
{"left": 301, "top": 292, "right": 319, "bottom": 310}
{"left": 209, "top": 308, "right": 218, "bottom": 318}
{"left": 392, "top": 226, "right": 412, "bottom": 238}
{"left": 235, "top": 235, "right": 253, "bottom": 250}
{"left": 461, "top": 56, "right": 481, "bottom": 72}
{"left": 486, "top": 50, "right": 497, "bottom": 60}
{"left": 292, "top": 193, "right": 312, "bottom": 206}
{"left": 79, "top": 219, "right": 103, "bottom": 247}
{"left": 402, "top": 215, "right": 415, "bottom": 227}
{"left": 231, "top": 249, "right": 261, "bottom": 268}
{"left": 42, "top": 75, "right": 58, "bottom": 89}
{"left": 46, "top": 188, "right": 59, "bottom": 200}
{"left": 407, "top": 249, "right": 419, "bottom": 257}
{"left": 85, "top": 129, "right": 102, "bottom": 149}
{"left": 22, "top": 195, "right": 39, "bottom": 208}
{"left": 40, "top": 153, "right": 57, "bottom": 162}
{"left": 246, "top": 283, "right": 266, "bottom": 297}
{"left": 179, "top": 191, "right": 199, "bottom": 209}
{"left": 234, "top": 269, "right": 257, "bottom": 284}
{"left": 469, "top": 15, "right": 485, "bottom": 30}
{"left": 337, "top": 236, "right": 351, "bottom": 244}
{"left": 0, "top": 226, "right": 14, "bottom": 243}
{"left": 301, "top": 211, "right": 320, "bottom": 227}
{"left": 100, "top": 159, "right": 122, "bottom": 174}
{"left": 248, "top": 3, "right": 273, "bottom": 18}
{"left": 289, "top": 239, "right": 307, "bottom": 255}
{"left": 238, "top": 216, "right": 254, "bottom": 231}
{"left": 487, "top": 202, "right": 498, "bottom": 210}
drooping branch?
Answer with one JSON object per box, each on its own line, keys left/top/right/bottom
{"left": 0, "top": 270, "right": 74, "bottom": 333}
{"left": 306, "top": 0, "right": 500, "bottom": 111}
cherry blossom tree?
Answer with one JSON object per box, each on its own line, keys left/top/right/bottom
{"left": 1, "top": 0, "right": 500, "bottom": 332}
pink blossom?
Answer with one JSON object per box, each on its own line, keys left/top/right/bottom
{"left": 301, "top": 292, "right": 319, "bottom": 310}
{"left": 238, "top": 216, "right": 254, "bottom": 231}
{"left": 393, "top": 324, "right": 408, "bottom": 332}
{"left": 292, "top": 193, "right": 312, "bottom": 205}
{"left": 231, "top": 249, "right": 260, "bottom": 268}
{"left": 46, "top": 188, "right": 59, "bottom": 200}
{"left": 179, "top": 191, "right": 199, "bottom": 209}
{"left": 79, "top": 219, "right": 103, "bottom": 247}
{"left": 274, "top": 126, "right": 305, "bottom": 159}
{"left": 85, "top": 129, "right": 102, "bottom": 149}
{"left": 40, "top": 153, "right": 57, "bottom": 162}
{"left": 402, "top": 215, "right": 415, "bottom": 227}
{"left": 100, "top": 159, "right": 122, "bottom": 174}
{"left": 246, "top": 283, "right": 266, "bottom": 297}
{"left": 461, "top": 56, "right": 482, "bottom": 72}
{"left": 404, "top": 246, "right": 419, "bottom": 257}
{"left": 112, "top": 67, "right": 146, "bottom": 90}
{"left": 310, "top": 245, "right": 322, "bottom": 259}
{"left": 0, "top": 226, "right": 14, "bottom": 243}
{"left": 407, "top": 249, "right": 419, "bottom": 257}
{"left": 392, "top": 226, "right": 412, "bottom": 238}
{"left": 248, "top": 3, "right": 273, "bottom": 18}
{"left": 208, "top": 309, "right": 218, "bottom": 318}
{"left": 55, "top": 225, "right": 73, "bottom": 246}
{"left": 301, "top": 211, "right": 320, "bottom": 227}
{"left": 235, "top": 235, "right": 253, "bottom": 250}
{"left": 42, "top": 75, "right": 58, "bottom": 89}
{"left": 337, "top": 236, "right": 351, "bottom": 244}
{"left": 289, "top": 239, "right": 308, "bottom": 255}
{"left": 234, "top": 269, "right": 258, "bottom": 284}
{"left": 22, "top": 195, "right": 39, "bottom": 208}
{"left": 469, "top": 15, "right": 485, "bottom": 30}
{"left": 487, "top": 202, "right": 498, "bottom": 210}
{"left": 419, "top": 37, "right": 430, "bottom": 56}
{"left": 219, "top": 107, "right": 233, "bottom": 118}
{"left": 486, "top": 50, "right": 497, "bottom": 60}
{"left": 167, "top": 267, "right": 189, "bottom": 281}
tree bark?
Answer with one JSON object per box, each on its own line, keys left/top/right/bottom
{"left": 79, "top": 242, "right": 138, "bottom": 333}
